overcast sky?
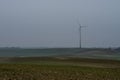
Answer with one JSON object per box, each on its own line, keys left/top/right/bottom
{"left": 0, "top": 0, "right": 120, "bottom": 48}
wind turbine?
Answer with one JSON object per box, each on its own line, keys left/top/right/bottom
{"left": 77, "top": 21, "right": 87, "bottom": 49}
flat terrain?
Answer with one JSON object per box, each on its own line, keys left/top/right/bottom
{"left": 0, "top": 57, "right": 120, "bottom": 80}
{"left": 0, "top": 48, "right": 120, "bottom": 60}
{"left": 0, "top": 48, "right": 120, "bottom": 80}
{"left": 1, "top": 57, "right": 120, "bottom": 68}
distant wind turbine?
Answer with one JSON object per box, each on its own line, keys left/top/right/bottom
{"left": 77, "top": 20, "right": 87, "bottom": 49}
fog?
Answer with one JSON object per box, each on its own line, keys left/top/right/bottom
{"left": 0, "top": 0, "right": 120, "bottom": 48}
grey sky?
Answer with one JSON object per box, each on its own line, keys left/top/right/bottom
{"left": 0, "top": 0, "right": 120, "bottom": 48}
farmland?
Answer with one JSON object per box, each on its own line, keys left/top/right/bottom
{"left": 0, "top": 48, "right": 120, "bottom": 80}
{"left": 0, "top": 48, "right": 120, "bottom": 60}
{"left": 0, "top": 57, "right": 120, "bottom": 80}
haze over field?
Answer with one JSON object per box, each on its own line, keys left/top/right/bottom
{"left": 0, "top": 0, "right": 120, "bottom": 48}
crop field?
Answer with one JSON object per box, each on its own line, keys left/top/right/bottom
{"left": 0, "top": 57, "right": 120, "bottom": 80}
{"left": 0, "top": 64, "right": 120, "bottom": 80}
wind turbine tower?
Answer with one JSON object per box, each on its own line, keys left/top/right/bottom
{"left": 78, "top": 22, "right": 86, "bottom": 49}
